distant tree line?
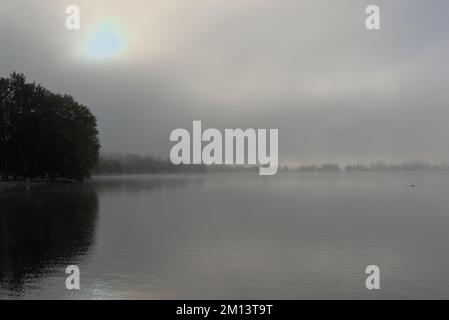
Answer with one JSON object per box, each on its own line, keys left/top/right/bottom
{"left": 297, "top": 163, "right": 342, "bottom": 172}
{"left": 297, "top": 161, "right": 449, "bottom": 172}
{"left": 94, "top": 153, "right": 207, "bottom": 175}
{"left": 94, "top": 153, "right": 263, "bottom": 175}
{"left": 94, "top": 155, "right": 449, "bottom": 175}
{"left": 0, "top": 72, "right": 100, "bottom": 181}
{"left": 368, "top": 161, "right": 449, "bottom": 172}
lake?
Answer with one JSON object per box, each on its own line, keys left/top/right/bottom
{"left": 1, "top": 172, "right": 449, "bottom": 299}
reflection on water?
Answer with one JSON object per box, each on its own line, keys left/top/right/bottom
{"left": 0, "top": 185, "right": 98, "bottom": 298}
{"left": 1, "top": 173, "right": 449, "bottom": 299}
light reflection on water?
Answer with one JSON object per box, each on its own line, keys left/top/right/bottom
{"left": 1, "top": 172, "right": 449, "bottom": 299}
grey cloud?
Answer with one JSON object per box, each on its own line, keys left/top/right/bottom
{"left": 1, "top": 0, "right": 448, "bottom": 164}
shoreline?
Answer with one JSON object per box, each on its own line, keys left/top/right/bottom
{"left": 0, "top": 179, "right": 76, "bottom": 190}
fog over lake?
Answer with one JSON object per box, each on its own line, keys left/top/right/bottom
{"left": 1, "top": 0, "right": 449, "bottom": 301}
{"left": 1, "top": 172, "right": 449, "bottom": 299}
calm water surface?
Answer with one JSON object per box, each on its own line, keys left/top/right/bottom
{"left": 1, "top": 172, "right": 449, "bottom": 299}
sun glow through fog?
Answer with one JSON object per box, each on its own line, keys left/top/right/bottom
{"left": 87, "top": 20, "right": 126, "bottom": 60}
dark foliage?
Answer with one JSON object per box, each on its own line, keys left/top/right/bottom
{"left": 0, "top": 72, "right": 100, "bottom": 181}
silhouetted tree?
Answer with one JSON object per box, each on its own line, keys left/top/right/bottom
{"left": 0, "top": 73, "right": 100, "bottom": 181}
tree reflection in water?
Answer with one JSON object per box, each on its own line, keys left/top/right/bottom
{"left": 0, "top": 185, "right": 99, "bottom": 294}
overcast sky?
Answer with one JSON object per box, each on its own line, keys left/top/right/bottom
{"left": 1, "top": 0, "right": 448, "bottom": 165}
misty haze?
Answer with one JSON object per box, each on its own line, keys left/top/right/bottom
{"left": 1, "top": 0, "right": 449, "bottom": 301}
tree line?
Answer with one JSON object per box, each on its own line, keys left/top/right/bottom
{"left": 94, "top": 153, "right": 263, "bottom": 175}
{"left": 95, "top": 154, "right": 449, "bottom": 175}
{"left": 297, "top": 161, "right": 449, "bottom": 172}
{"left": 94, "top": 153, "right": 206, "bottom": 175}
{"left": 0, "top": 72, "right": 100, "bottom": 181}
